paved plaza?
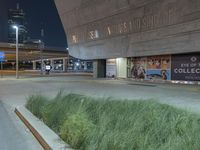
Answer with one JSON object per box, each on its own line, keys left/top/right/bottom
{"left": 1, "top": 75, "right": 200, "bottom": 113}
{"left": 0, "top": 75, "right": 200, "bottom": 149}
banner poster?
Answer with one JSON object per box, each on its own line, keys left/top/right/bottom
{"left": 130, "top": 55, "right": 171, "bottom": 80}
{"left": 106, "top": 59, "right": 116, "bottom": 78}
{"left": 130, "top": 57, "right": 147, "bottom": 79}
{"left": 146, "top": 55, "right": 171, "bottom": 80}
{"left": 171, "top": 54, "right": 200, "bottom": 81}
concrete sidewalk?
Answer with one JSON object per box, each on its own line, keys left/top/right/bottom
{"left": 0, "top": 102, "right": 43, "bottom": 150}
{"left": 15, "top": 106, "right": 72, "bottom": 150}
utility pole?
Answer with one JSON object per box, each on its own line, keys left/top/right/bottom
{"left": 1, "top": 62, "right": 3, "bottom": 78}
{"left": 13, "top": 25, "right": 19, "bottom": 79}
{"left": 39, "top": 40, "right": 44, "bottom": 75}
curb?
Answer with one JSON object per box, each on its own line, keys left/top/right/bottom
{"left": 15, "top": 107, "right": 72, "bottom": 150}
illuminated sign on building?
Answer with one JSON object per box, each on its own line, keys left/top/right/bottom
{"left": 0, "top": 51, "right": 5, "bottom": 62}
{"left": 171, "top": 54, "right": 200, "bottom": 81}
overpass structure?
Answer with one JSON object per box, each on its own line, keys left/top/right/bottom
{"left": 0, "top": 42, "right": 68, "bottom": 72}
{"left": 0, "top": 42, "right": 68, "bottom": 61}
{"left": 0, "top": 42, "right": 93, "bottom": 72}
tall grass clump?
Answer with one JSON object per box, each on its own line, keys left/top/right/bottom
{"left": 26, "top": 93, "right": 200, "bottom": 150}
{"left": 26, "top": 94, "right": 48, "bottom": 119}
{"left": 60, "top": 111, "right": 94, "bottom": 149}
{"left": 41, "top": 93, "right": 86, "bottom": 132}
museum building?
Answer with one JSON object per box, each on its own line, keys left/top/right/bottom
{"left": 55, "top": 0, "right": 200, "bottom": 81}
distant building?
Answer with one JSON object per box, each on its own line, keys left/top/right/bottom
{"left": 55, "top": 0, "right": 200, "bottom": 82}
{"left": 0, "top": 0, "right": 8, "bottom": 42}
{"left": 0, "top": 42, "right": 93, "bottom": 72}
{"left": 8, "top": 3, "right": 27, "bottom": 43}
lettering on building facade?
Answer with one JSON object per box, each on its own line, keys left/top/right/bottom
{"left": 68, "top": 6, "right": 179, "bottom": 44}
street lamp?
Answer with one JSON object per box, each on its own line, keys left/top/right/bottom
{"left": 66, "top": 47, "right": 69, "bottom": 72}
{"left": 38, "top": 40, "right": 44, "bottom": 75}
{"left": 13, "top": 25, "right": 19, "bottom": 79}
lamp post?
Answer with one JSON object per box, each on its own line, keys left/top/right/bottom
{"left": 38, "top": 40, "right": 44, "bottom": 75}
{"left": 13, "top": 25, "right": 19, "bottom": 79}
{"left": 66, "top": 47, "right": 69, "bottom": 72}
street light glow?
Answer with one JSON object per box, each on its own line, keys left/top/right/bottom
{"left": 12, "top": 25, "right": 18, "bottom": 29}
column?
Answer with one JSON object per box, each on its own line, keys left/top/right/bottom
{"left": 93, "top": 59, "right": 106, "bottom": 78}
{"left": 63, "top": 58, "right": 66, "bottom": 72}
{"left": 50, "top": 59, "right": 54, "bottom": 72}
{"left": 93, "top": 60, "right": 98, "bottom": 78}
{"left": 32, "top": 61, "right": 36, "bottom": 70}
{"left": 116, "top": 58, "right": 127, "bottom": 78}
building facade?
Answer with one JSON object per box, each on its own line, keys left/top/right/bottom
{"left": 55, "top": 0, "right": 200, "bottom": 81}
{"left": 8, "top": 4, "right": 28, "bottom": 43}
{"left": 0, "top": 0, "right": 8, "bottom": 42}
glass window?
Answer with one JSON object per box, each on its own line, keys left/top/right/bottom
{"left": 53, "top": 59, "right": 63, "bottom": 71}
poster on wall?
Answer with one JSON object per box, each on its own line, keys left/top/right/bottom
{"left": 146, "top": 55, "right": 171, "bottom": 80}
{"left": 130, "top": 57, "right": 147, "bottom": 79}
{"left": 171, "top": 54, "right": 200, "bottom": 81}
{"left": 106, "top": 59, "right": 116, "bottom": 78}
{"left": 130, "top": 56, "right": 171, "bottom": 80}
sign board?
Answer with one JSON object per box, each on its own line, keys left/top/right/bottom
{"left": 171, "top": 54, "right": 200, "bottom": 81}
{"left": 106, "top": 59, "right": 116, "bottom": 78}
{"left": 0, "top": 51, "right": 5, "bottom": 62}
{"left": 45, "top": 65, "right": 51, "bottom": 70}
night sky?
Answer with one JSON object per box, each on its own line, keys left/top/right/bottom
{"left": 5, "top": 0, "right": 67, "bottom": 47}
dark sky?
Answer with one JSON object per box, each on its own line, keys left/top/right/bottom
{"left": 7, "top": 0, "right": 67, "bottom": 47}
